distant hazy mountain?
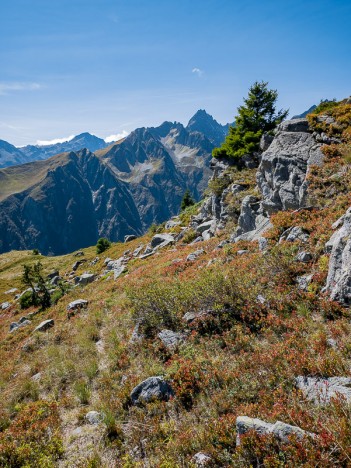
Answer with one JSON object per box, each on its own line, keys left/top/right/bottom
{"left": 0, "top": 140, "right": 29, "bottom": 168}
{"left": 0, "top": 110, "right": 228, "bottom": 254}
{"left": 291, "top": 105, "right": 317, "bottom": 119}
{"left": 20, "top": 132, "right": 108, "bottom": 162}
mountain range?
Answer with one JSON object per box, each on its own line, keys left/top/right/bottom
{"left": 0, "top": 111, "right": 230, "bottom": 255}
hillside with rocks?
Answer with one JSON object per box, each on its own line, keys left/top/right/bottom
{"left": 0, "top": 97, "right": 351, "bottom": 466}
{"left": 0, "top": 111, "right": 225, "bottom": 255}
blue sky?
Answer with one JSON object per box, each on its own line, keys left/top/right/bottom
{"left": 1, "top": 0, "right": 350, "bottom": 146}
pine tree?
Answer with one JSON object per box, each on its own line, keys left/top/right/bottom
{"left": 180, "top": 189, "right": 195, "bottom": 211}
{"left": 213, "top": 81, "right": 288, "bottom": 160}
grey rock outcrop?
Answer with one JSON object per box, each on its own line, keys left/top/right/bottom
{"left": 257, "top": 119, "right": 323, "bottom": 215}
{"left": 130, "top": 376, "right": 174, "bottom": 405}
{"left": 279, "top": 226, "right": 310, "bottom": 243}
{"left": 85, "top": 411, "right": 103, "bottom": 425}
{"left": 150, "top": 234, "right": 174, "bottom": 250}
{"left": 236, "top": 416, "right": 314, "bottom": 446}
{"left": 325, "top": 208, "right": 351, "bottom": 304}
{"left": 187, "top": 249, "right": 205, "bottom": 262}
{"left": 125, "top": 234, "right": 137, "bottom": 242}
{"left": 296, "top": 376, "right": 351, "bottom": 404}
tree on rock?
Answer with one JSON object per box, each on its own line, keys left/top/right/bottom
{"left": 180, "top": 189, "right": 195, "bottom": 211}
{"left": 213, "top": 81, "right": 288, "bottom": 160}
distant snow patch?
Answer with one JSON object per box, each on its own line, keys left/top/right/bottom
{"left": 36, "top": 135, "right": 75, "bottom": 146}
{"left": 105, "top": 131, "right": 129, "bottom": 143}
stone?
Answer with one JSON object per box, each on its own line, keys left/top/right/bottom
{"left": 67, "top": 299, "right": 89, "bottom": 311}
{"left": 72, "top": 260, "right": 86, "bottom": 271}
{"left": 85, "top": 411, "right": 103, "bottom": 425}
{"left": 296, "top": 251, "right": 312, "bottom": 262}
{"left": 74, "top": 273, "right": 95, "bottom": 286}
{"left": 73, "top": 251, "right": 84, "bottom": 257}
{"left": 186, "top": 249, "right": 205, "bottom": 262}
{"left": 5, "top": 288, "right": 18, "bottom": 295}
{"left": 296, "top": 274, "right": 313, "bottom": 291}
{"left": 196, "top": 220, "right": 215, "bottom": 235}
{"left": 217, "top": 240, "right": 230, "bottom": 249}
{"left": 133, "top": 245, "right": 144, "bottom": 257}
{"left": 114, "top": 265, "right": 126, "bottom": 280}
{"left": 130, "top": 376, "right": 174, "bottom": 405}
{"left": 258, "top": 237, "right": 268, "bottom": 251}
{"left": 236, "top": 416, "right": 314, "bottom": 446}
{"left": 165, "top": 220, "right": 180, "bottom": 230}
{"left": 31, "top": 372, "right": 41, "bottom": 382}
{"left": 325, "top": 208, "right": 351, "bottom": 304}
{"left": 1, "top": 302, "right": 10, "bottom": 310}
{"left": 237, "top": 250, "right": 248, "bottom": 255}
{"left": 202, "top": 230, "right": 213, "bottom": 241}
{"left": 296, "top": 376, "right": 351, "bottom": 404}
{"left": 150, "top": 234, "right": 174, "bottom": 250}
{"left": 182, "top": 311, "right": 208, "bottom": 324}
{"left": 158, "top": 329, "right": 186, "bottom": 350}
{"left": 190, "top": 236, "right": 203, "bottom": 245}
{"left": 47, "top": 270, "right": 59, "bottom": 279}
{"left": 104, "top": 257, "right": 112, "bottom": 265}
{"left": 10, "top": 322, "right": 19, "bottom": 332}
{"left": 278, "top": 118, "right": 310, "bottom": 133}
{"left": 125, "top": 234, "right": 137, "bottom": 243}
{"left": 50, "top": 275, "right": 61, "bottom": 285}
{"left": 279, "top": 226, "right": 310, "bottom": 243}
{"left": 192, "top": 452, "right": 212, "bottom": 466}
{"left": 129, "top": 322, "right": 144, "bottom": 344}
{"left": 34, "top": 319, "right": 54, "bottom": 332}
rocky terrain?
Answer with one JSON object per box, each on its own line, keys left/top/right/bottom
{"left": 1, "top": 98, "right": 351, "bottom": 466}
{"left": 0, "top": 111, "right": 227, "bottom": 255}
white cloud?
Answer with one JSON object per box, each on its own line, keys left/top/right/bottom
{"left": 192, "top": 67, "right": 204, "bottom": 78}
{"left": 0, "top": 82, "right": 42, "bottom": 96}
{"left": 104, "top": 130, "right": 129, "bottom": 143}
{"left": 36, "top": 135, "right": 75, "bottom": 146}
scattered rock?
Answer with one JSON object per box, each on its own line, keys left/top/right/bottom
{"left": 85, "top": 411, "right": 103, "bottom": 425}
{"left": 296, "top": 376, "right": 351, "bottom": 404}
{"left": 190, "top": 236, "right": 203, "bottom": 245}
{"left": 186, "top": 249, "right": 204, "bottom": 262}
{"left": 237, "top": 250, "right": 249, "bottom": 255}
{"left": 216, "top": 239, "right": 230, "bottom": 249}
{"left": 158, "top": 329, "right": 186, "bottom": 350}
{"left": 47, "top": 270, "right": 59, "bottom": 280}
{"left": 31, "top": 372, "right": 42, "bottom": 382}
{"left": 5, "top": 288, "right": 18, "bottom": 295}
{"left": 258, "top": 237, "right": 268, "bottom": 251}
{"left": 133, "top": 245, "right": 144, "bottom": 257}
{"left": 192, "top": 452, "right": 213, "bottom": 466}
{"left": 125, "top": 234, "right": 137, "bottom": 243}
{"left": 165, "top": 220, "right": 181, "bottom": 230}
{"left": 74, "top": 273, "right": 95, "bottom": 286}
{"left": 9, "top": 319, "right": 31, "bottom": 333}
{"left": 34, "top": 319, "right": 54, "bottom": 332}
{"left": 196, "top": 220, "right": 215, "bottom": 235}
{"left": 67, "top": 299, "right": 89, "bottom": 312}
{"left": 150, "top": 234, "right": 174, "bottom": 250}
{"left": 72, "top": 260, "right": 86, "bottom": 271}
{"left": 296, "top": 251, "right": 312, "bottom": 263}
{"left": 236, "top": 416, "right": 314, "bottom": 446}
{"left": 114, "top": 265, "right": 126, "bottom": 280}
{"left": 296, "top": 274, "right": 313, "bottom": 291}
{"left": 50, "top": 275, "right": 61, "bottom": 285}
{"left": 279, "top": 226, "right": 310, "bottom": 243}
{"left": 1, "top": 302, "right": 10, "bottom": 310}
{"left": 130, "top": 376, "right": 174, "bottom": 405}
{"left": 104, "top": 257, "right": 112, "bottom": 265}
{"left": 73, "top": 251, "right": 85, "bottom": 257}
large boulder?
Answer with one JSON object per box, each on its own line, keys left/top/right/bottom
{"left": 67, "top": 299, "right": 89, "bottom": 311}
{"left": 257, "top": 119, "right": 323, "bottom": 215}
{"left": 158, "top": 329, "right": 186, "bottom": 350}
{"left": 74, "top": 273, "right": 95, "bottom": 286}
{"left": 130, "top": 376, "right": 174, "bottom": 405}
{"left": 325, "top": 208, "right": 351, "bottom": 304}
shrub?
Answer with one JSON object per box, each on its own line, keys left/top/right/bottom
{"left": 96, "top": 237, "right": 111, "bottom": 254}
{"left": 19, "top": 290, "right": 36, "bottom": 309}
{"left": 32, "top": 248, "right": 40, "bottom": 255}
{"left": 180, "top": 189, "right": 195, "bottom": 211}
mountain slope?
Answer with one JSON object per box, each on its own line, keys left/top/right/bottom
{"left": 0, "top": 140, "right": 29, "bottom": 168}
{"left": 186, "top": 109, "right": 232, "bottom": 146}
{"left": 0, "top": 112, "right": 226, "bottom": 254}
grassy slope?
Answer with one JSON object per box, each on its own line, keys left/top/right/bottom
{"left": 0, "top": 102, "right": 351, "bottom": 466}
{"left": 0, "top": 152, "right": 72, "bottom": 202}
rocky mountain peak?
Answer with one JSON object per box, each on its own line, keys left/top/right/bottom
{"left": 187, "top": 109, "right": 231, "bottom": 146}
